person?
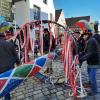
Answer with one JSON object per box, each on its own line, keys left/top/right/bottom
{"left": 43, "top": 28, "right": 55, "bottom": 53}
{"left": 0, "top": 32, "right": 20, "bottom": 100}
{"left": 72, "top": 31, "right": 86, "bottom": 59}
{"left": 4, "top": 30, "right": 13, "bottom": 40}
{"left": 93, "top": 32, "right": 100, "bottom": 44}
{"left": 5, "top": 30, "right": 22, "bottom": 60}
{"left": 34, "top": 40, "right": 39, "bottom": 58}
{"left": 43, "top": 28, "right": 55, "bottom": 74}
{"left": 79, "top": 31, "right": 99, "bottom": 96}
{"left": 72, "top": 31, "right": 81, "bottom": 56}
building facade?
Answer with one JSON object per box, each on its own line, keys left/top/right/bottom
{"left": 55, "top": 9, "right": 66, "bottom": 27}
{"left": 13, "top": 0, "right": 55, "bottom": 26}
{"left": 0, "top": 0, "right": 13, "bottom": 21}
{"left": 55, "top": 9, "right": 66, "bottom": 35}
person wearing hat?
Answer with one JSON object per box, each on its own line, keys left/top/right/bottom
{"left": 0, "top": 32, "right": 20, "bottom": 100}
{"left": 79, "top": 31, "right": 99, "bottom": 96}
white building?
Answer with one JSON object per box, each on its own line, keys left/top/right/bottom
{"left": 13, "top": 0, "right": 55, "bottom": 26}
{"left": 98, "top": 23, "right": 100, "bottom": 34}
{"left": 55, "top": 9, "right": 66, "bottom": 27}
{"left": 55, "top": 9, "right": 66, "bottom": 35}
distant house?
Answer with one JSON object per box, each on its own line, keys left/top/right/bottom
{"left": 55, "top": 9, "right": 66, "bottom": 27}
{"left": 55, "top": 9, "right": 66, "bottom": 35}
{"left": 12, "top": 0, "right": 55, "bottom": 26}
{"left": 65, "top": 16, "right": 90, "bottom": 30}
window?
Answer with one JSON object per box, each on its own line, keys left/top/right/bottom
{"left": 34, "top": 5, "right": 40, "bottom": 20}
{"left": 43, "top": 0, "right": 47, "bottom": 4}
{"left": 50, "top": 13, "right": 52, "bottom": 21}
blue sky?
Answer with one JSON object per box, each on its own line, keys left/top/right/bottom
{"left": 54, "top": 0, "right": 100, "bottom": 22}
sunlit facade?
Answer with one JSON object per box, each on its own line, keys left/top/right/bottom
{"left": 13, "top": 0, "right": 55, "bottom": 26}
{"left": 0, "top": 0, "right": 12, "bottom": 21}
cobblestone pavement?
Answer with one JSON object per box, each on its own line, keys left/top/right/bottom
{"left": 0, "top": 61, "right": 100, "bottom": 100}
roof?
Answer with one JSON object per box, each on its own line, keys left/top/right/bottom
{"left": 65, "top": 16, "right": 90, "bottom": 27}
{"left": 55, "top": 9, "right": 62, "bottom": 22}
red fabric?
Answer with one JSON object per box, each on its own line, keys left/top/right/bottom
{"left": 75, "top": 22, "right": 86, "bottom": 30}
{"left": 28, "top": 66, "right": 40, "bottom": 77}
{"left": 63, "top": 33, "right": 77, "bottom": 97}
{"left": 0, "top": 79, "right": 7, "bottom": 90}
{"left": 64, "top": 34, "right": 73, "bottom": 81}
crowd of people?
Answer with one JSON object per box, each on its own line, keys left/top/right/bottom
{"left": 0, "top": 24, "right": 100, "bottom": 99}
{"left": 73, "top": 29, "right": 100, "bottom": 96}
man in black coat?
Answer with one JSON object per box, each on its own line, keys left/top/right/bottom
{"left": 0, "top": 32, "right": 20, "bottom": 100}
{"left": 79, "top": 31, "right": 99, "bottom": 96}
{"left": 43, "top": 28, "right": 55, "bottom": 53}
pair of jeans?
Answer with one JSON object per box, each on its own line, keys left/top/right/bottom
{"left": 87, "top": 66, "right": 97, "bottom": 94}
{"left": 4, "top": 93, "right": 11, "bottom": 100}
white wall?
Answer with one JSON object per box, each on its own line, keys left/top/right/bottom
{"left": 14, "top": 0, "right": 55, "bottom": 26}
{"left": 98, "top": 24, "right": 100, "bottom": 34}
{"left": 29, "top": 0, "right": 55, "bottom": 33}
{"left": 15, "top": 0, "right": 30, "bottom": 26}
{"left": 29, "top": 0, "right": 55, "bottom": 21}
{"left": 57, "top": 10, "right": 66, "bottom": 27}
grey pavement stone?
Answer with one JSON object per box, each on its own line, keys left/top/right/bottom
{"left": 41, "top": 88, "right": 48, "bottom": 92}
{"left": 43, "top": 90, "right": 50, "bottom": 95}
{"left": 57, "top": 94, "right": 66, "bottom": 100}
{"left": 50, "top": 89, "right": 57, "bottom": 93}
{"left": 64, "top": 98, "right": 73, "bottom": 100}
{"left": 25, "top": 92, "right": 33, "bottom": 97}
{"left": 33, "top": 90, "right": 42, "bottom": 95}
{"left": 37, "top": 96, "right": 48, "bottom": 100}
{"left": 15, "top": 92, "right": 23, "bottom": 96}
{"left": 48, "top": 94, "right": 58, "bottom": 100}
{"left": 34, "top": 86, "right": 42, "bottom": 90}
{"left": 12, "top": 98, "right": 17, "bottom": 100}
{"left": 56, "top": 91, "right": 64, "bottom": 96}
{"left": 16, "top": 88, "right": 25, "bottom": 92}
{"left": 27, "top": 88, "right": 34, "bottom": 93}
{"left": 17, "top": 95, "right": 25, "bottom": 99}
{"left": 25, "top": 97, "right": 33, "bottom": 100}
{"left": 57, "top": 87, "right": 63, "bottom": 91}
{"left": 33, "top": 93, "right": 44, "bottom": 99}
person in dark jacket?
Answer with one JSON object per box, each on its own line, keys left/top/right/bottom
{"left": 43, "top": 28, "right": 55, "bottom": 53}
{"left": 79, "top": 31, "right": 99, "bottom": 96}
{"left": 0, "top": 32, "right": 20, "bottom": 100}
{"left": 72, "top": 31, "right": 85, "bottom": 58}
{"left": 43, "top": 28, "right": 55, "bottom": 73}
{"left": 93, "top": 33, "right": 100, "bottom": 44}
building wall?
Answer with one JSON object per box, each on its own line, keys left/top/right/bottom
{"left": 29, "top": 0, "right": 55, "bottom": 21}
{"left": 0, "top": 0, "right": 12, "bottom": 21}
{"left": 57, "top": 10, "right": 66, "bottom": 27}
{"left": 98, "top": 24, "right": 100, "bottom": 34}
{"left": 14, "top": 0, "right": 55, "bottom": 26}
{"left": 15, "top": 0, "right": 30, "bottom": 26}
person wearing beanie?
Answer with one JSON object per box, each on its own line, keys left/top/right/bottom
{"left": 0, "top": 32, "right": 20, "bottom": 100}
